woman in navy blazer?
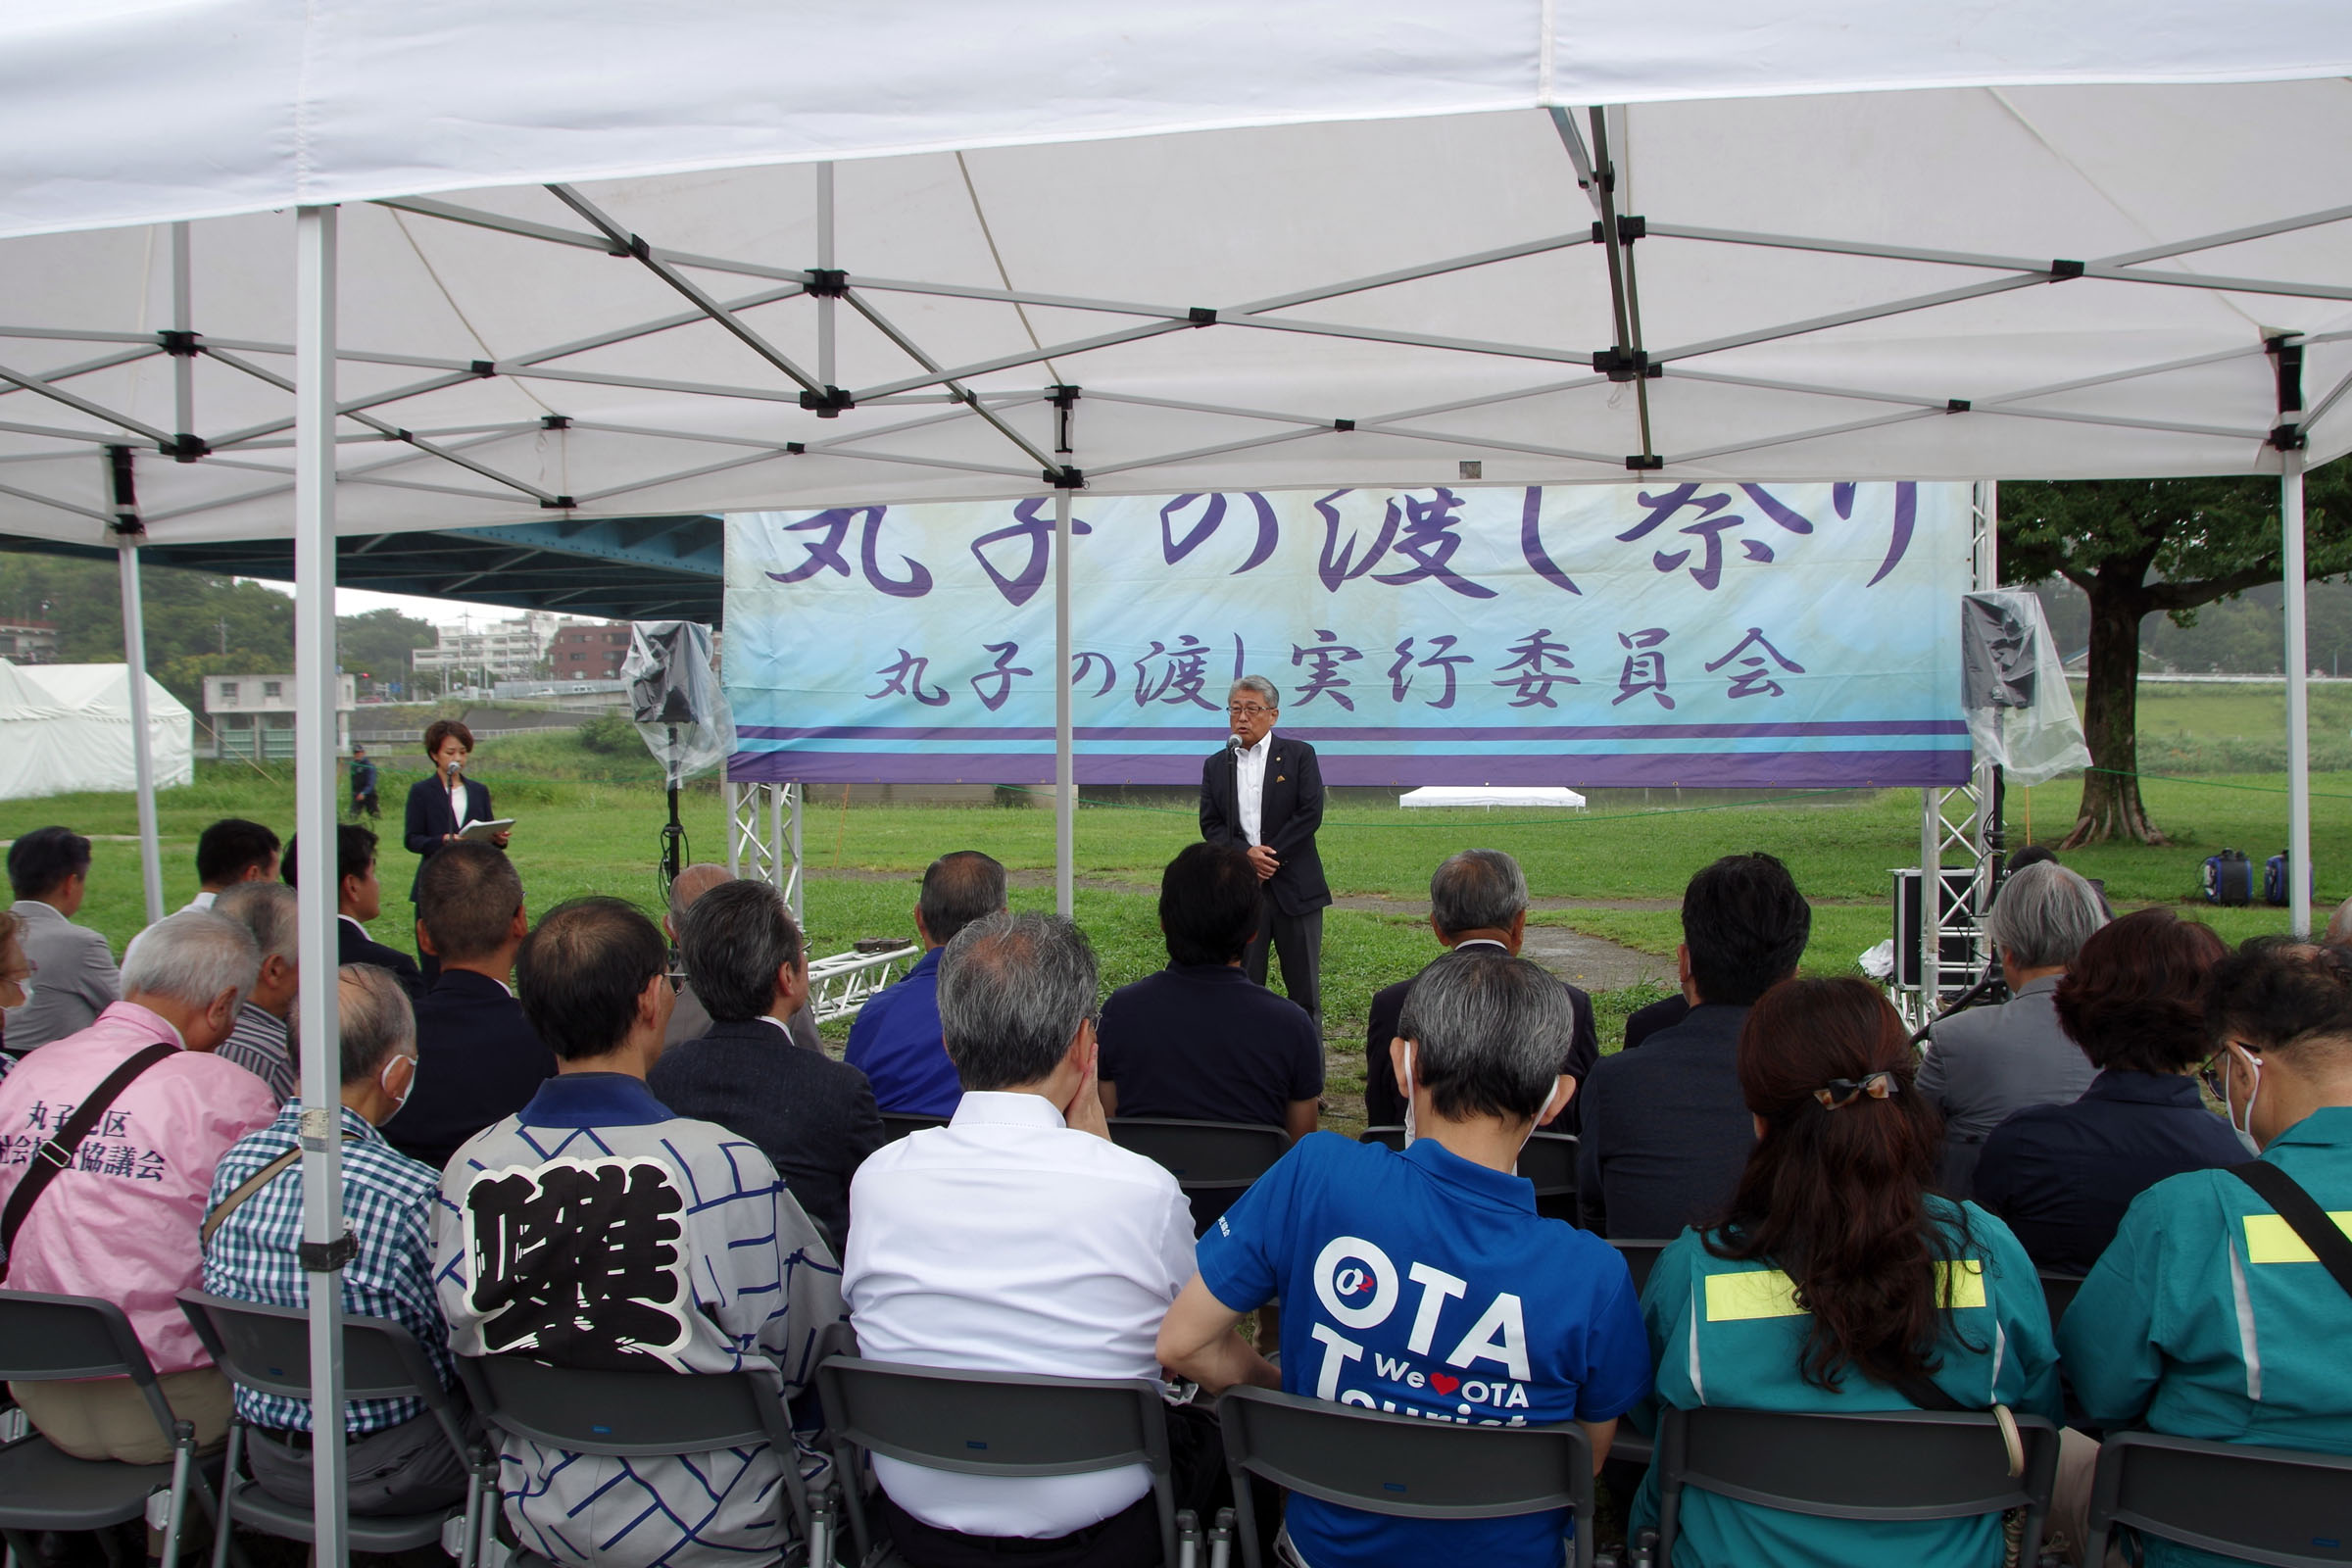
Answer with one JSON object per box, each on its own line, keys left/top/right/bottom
{"left": 403, "top": 719, "right": 509, "bottom": 904}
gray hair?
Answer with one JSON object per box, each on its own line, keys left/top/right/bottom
{"left": 677, "top": 878, "right": 805, "bottom": 1022}
{"left": 337, "top": 962, "right": 416, "bottom": 1084}
{"left": 937, "top": 911, "right": 1099, "bottom": 1093}
{"left": 1430, "top": 849, "right": 1528, "bottom": 937}
{"left": 213, "top": 880, "right": 298, "bottom": 968}
{"left": 1228, "top": 675, "right": 1280, "bottom": 710}
{"left": 1396, "top": 948, "right": 1570, "bottom": 1121}
{"left": 121, "top": 910, "right": 260, "bottom": 1011}
{"left": 1984, "top": 861, "right": 2109, "bottom": 970}
{"left": 667, "top": 862, "right": 730, "bottom": 926}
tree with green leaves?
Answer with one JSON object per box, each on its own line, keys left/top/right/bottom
{"left": 2002, "top": 466, "right": 2352, "bottom": 846}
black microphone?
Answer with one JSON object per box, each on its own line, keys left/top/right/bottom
{"left": 1230, "top": 732, "right": 1248, "bottom": 754}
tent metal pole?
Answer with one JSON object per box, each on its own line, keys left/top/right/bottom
{"left": 291, "top": 202, "right": 351, "bottom": 1567}
{"left": 170, "top": 221, "right": 194, "bottom": 441}
{"left": 816, "top": 164, "right": 836, "bottom": 389}
{"left": 786, "top": 782, "right": 804, "bottom": 926}
{"left": 1054, "top": 475, "right": 1074, "bottom": 918}
{"left": 113, "top": 527, "right": 165, "bottom": 927}
{"left": 2284, "top": 448, "right": 2312, "bottom": 937}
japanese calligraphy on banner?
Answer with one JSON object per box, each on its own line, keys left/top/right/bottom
{"left": 723, "top": 482, "right": 1972, "bottom": 787}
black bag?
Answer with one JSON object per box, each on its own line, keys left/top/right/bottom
{"left": 2203, "top": 849, "right": 2254, "bottom": 906}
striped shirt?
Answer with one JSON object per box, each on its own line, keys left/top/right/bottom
{"left": 202, "top": 1102, "right": 452, "bottom": 1433}
{"left": 216, "top": 1004, "right": 295, "bottom": 1106}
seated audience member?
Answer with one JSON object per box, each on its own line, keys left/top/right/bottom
{"left": 662, "top": 863, "right": 820, "bottom": 1051}
{"left": 0, "top": 912, "right": 275, "bottom": 1461}
{"left": 181, "top": 818, "right": 281, "bottom": 913}
{"left": 1975, "top": 908, "right": 2240, "bottom": 1274}
{"left": 203, "top": 963, "right": 468, "bottom": 1515}
{"left": 2059, "top": 941, "right": 2352, "bottom": 1568}
{"left": 0, "top": 910, "right": 29, "bottom": 1068}
{"left": 1161, "top": 948, "right": 1648, "bottom": 1568}
{"left": 654, "top": 878, "right": 883, "bottom": 1252}
{"left": 1100, "top": 843, "right": 1321, "bottom": 1141}
{"left": 1577, "top": 853, "right": 1811, "bottom": 1238}
{"left": 1918, "top": 861, "right": 2109, "bottom": 1197}
{"left": 212, "top": 882, "right": 301, "bottom": 1104}
{"left": 437, "top": 898, "right": 841, "bottom": 1568}
{"left": 1363, "top": 848, "right": 1594, "bottom": 1132}
{"left": 1620, "top": 990, "right": 1690, "bottom": 1051}
{"left": 846, "top": 850, "right": 1006, "bottom": 1116}
{"left": 383, "top": 843, "right": 550, "bottom": 1170}
{"left": 1630, "top": 977, "right": 2060, "bottom": 1566}
{"left": 285, "top": 825, "right": 425, "bottom": 997}
{"left": 846, "top": 911, "right": 1222, "bottom": 1567}
{"left": 4, "top": 826, "right": 120, "bottom": 1054}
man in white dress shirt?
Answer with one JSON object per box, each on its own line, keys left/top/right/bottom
{"left": 1197, "top": 676, "right": 1333, "bottom": 1037}
{"left": 843, "top": 910, "right": 1246, "bottom": 1568}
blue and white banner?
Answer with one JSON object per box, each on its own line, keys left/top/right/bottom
{"left": 724, "top": 482, "right": 1971, "bottom": 787}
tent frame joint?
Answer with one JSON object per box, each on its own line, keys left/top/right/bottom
{"left": 1047, "top": 465, "right": 1085, "bottom": 489}
{"left": 800, "top": 385, "right": 855, "bottom": 416}
{"left": 157, "top": 328, "right": 200, "bottom": 357}
{"left": 540, "top": 414, "right": 570, "bottom": 430}
{"left": 298, "top": 1232, "right": 357, "bottom": 1273}
{"left": 1592, "top": 347, "right": 1655, "bottom": 382}
{"left": 2048, "top": 259, "right": 2085, "bottom": 280}
{"left": 1624, "top": 452, "right": 1663, "bottom": 470}
{"left": 160, "top": 432, "right": 211, "bottom": 462}
{"left": 804, "top": 268, "right": 848, "bottom": 298}
{"left": 539, "top": 494, "right": 578, "bottom": 510}
{"left": 1591, "top": 214, "right": 1644, "bottom": 244}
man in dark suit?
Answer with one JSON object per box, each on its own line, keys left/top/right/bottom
{"left": 383, "top": 842, "right": 551, "bottom": 1171}
{"left": 283, "top": 825, "right": 425, "bottom": 997}
{"left": 1363, "top": 849, "right": 1597, "bottom": 1134}
{"left": 1575, "top": 853, "right": 1811, "bottom": 1238}
{"left": 1199, "top": 675, "right": 1332, "bottom": 1036}
{"left": 653, "top": 877, "right": 884, "bottom": 1254}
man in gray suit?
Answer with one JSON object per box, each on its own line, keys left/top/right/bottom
{"left": 4, "top": 826, "right": 119, "bottom": 1056}
{"left": 663, "top": 862, "right": 819, "bottom": 1051}
{"left": 1918, "top": 860, "right": 2110, "bottom": 1197}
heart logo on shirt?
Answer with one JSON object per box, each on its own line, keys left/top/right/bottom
{"left": 1428, "top": 1373, "right": 1460, "bottom": 1395}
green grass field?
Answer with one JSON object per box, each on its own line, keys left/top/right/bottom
{"left": 7, "top": 683, "right": 2342, "bottom": 1123}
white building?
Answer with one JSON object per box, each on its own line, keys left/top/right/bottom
{"left": 204, "top": 672, "right": 356, "bottom": 760}
{"left": 412, "top": 612, "right": 563, "bottom": 689}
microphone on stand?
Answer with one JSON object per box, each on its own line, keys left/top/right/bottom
{"left": 1230, "top": 732, "right": 1248, "bottom": 754}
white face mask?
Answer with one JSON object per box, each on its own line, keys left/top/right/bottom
{"left": 2227, "top": 1043, "right": 2265, "bottom": 1154}
{"left": 382, "top": 1054, "right": 416, "bottom": 1112}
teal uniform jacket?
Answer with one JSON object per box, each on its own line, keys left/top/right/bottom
{"left": 2058, "top": 1106, "right": 2352, "bottom": 1568}
{"left": 1629, "top": 1197, "right": 2062, "bottom": 1568}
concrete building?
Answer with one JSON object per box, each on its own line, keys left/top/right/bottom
{"left": 549, "top": 619, "right": 631, "bottom": 680}
{"left": 0, "top": 619, "right": 59, "bottom": 663}
{"left": 205, "top": 672, "right": 355, "bottom": 760}
{"left": 412, "top": 612, "right": 561, "bottom": 690}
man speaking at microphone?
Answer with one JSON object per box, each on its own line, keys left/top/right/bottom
{"left": 1199, "top": 676, "right": 1331, "bottom": 1038}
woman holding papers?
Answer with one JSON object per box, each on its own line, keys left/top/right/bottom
{"left": 403, "top": 718, "right": 512, "bottom": 906}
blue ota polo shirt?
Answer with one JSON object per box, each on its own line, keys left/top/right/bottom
{"left": 1199, "top": 1132, "right": 1650, "bottom": 1568}
{"left": 844, "top": 948, "right": 962, "bottom": 1117}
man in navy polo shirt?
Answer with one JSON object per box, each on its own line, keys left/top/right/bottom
{"left": 846, "top": 850, "right": 1005, "bottom": 1116}
{"left": 1158, "top": 948, "right": 1650, "bottom": 1568}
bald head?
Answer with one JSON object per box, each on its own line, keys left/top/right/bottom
{"left": 666, "top": 863, "right": 732, "bottom": 935}
{"left": 2326, "top": 896, "right": 2352, "bottom": 951}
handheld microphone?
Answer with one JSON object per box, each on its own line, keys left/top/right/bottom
{"left": 1230, "top": 732, "right": 1247, "bottom": 754}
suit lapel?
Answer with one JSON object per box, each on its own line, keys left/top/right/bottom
{"left": 1261, "top": 734, "right": 1282, "bottom": 825}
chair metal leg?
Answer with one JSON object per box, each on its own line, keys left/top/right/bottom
{"left": 209, "top": 1423, "right": 242, "bottom": 1568}
{"left": 159, "top": 1420, "right": 194, "bottom": 1568}
{"left": 1225, "top": 1461, "right": 1263, "bottom": 1568}
{"left": 829, "top": 1443, "right": 871, "bottom": 1566}
{"left": 458, "top": 1453, "right": 486, "bottom": 1568}
{"left": 1208, "top": 1506, "right": 1234, "bottom": 1568}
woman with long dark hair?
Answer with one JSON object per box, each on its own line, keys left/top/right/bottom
{"left": 1629, "top": 976, "right": 2062, "bottom": 1566}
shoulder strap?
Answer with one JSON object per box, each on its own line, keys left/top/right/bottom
{"left": 1886, "top": 1368, "right": 1970, "bottom": 1412}
{"left": 198, "top": 1130, "right": 363, "bottom": 1250}
{"left": 1, "top": 1041, "right": 178, "bottom": 1262}
{"left": 2232, "top": 1159, "right": 2352, "bottom": 1302}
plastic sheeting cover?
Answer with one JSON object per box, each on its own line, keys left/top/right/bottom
{"left": 622, "top": 621, "right": 733, "bottom": 786}
{"left": 1958, "top": 589, "right": 2088, "bottom": 788}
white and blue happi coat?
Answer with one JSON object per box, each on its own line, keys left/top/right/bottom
{"left": 433, "top": 1073, "right": 844, "bottom": 1568}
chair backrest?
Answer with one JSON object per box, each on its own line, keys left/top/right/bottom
{"left": 1610, "top": 1240, "right": 1672, "bottom": 1298}
{"left": 1219, "top": 1385, "right": 1593, "bottom": 1522}
{"left": 1660, "top": 1404, "right": 2058, "bottom": 1530}
{"left": 457, "top": 1354, "right": 796, "bottom": 1458}
{"left": 1107, "top": 1118, "right": 1289, "bottom": 1191}
{"left": 879, "top": 1112, "right": 949, "bottom": 1143}
{"left": 1358, "top": 1125, "right": 1405, "bottom": 1152}
{"left": 0, "top": 1288, "right": 156, "bottom": 1383}
{"left": 1518, "top": 1132, "right": 1577, "bottom": 1198}
{"left": 2090, "top": 1430, "right": 2352, "bottom": 1567}
{"left": 176, "top": 1291, "right": 446, "bottom": 1407}
{"left": 2037, "top": 1271, "right": 2084, "bottom": 1332}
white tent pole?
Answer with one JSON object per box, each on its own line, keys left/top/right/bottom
{"left": 292, "top": 202, "right": 351, "bottom": 1564}
{"left": 816, "top": 163, "right": 836, "bottom": 389}
{"left": 2284, "top": 447, "right": 2312, "bottom": 937}
{"left": 113, "top": 522, "right": 165, "bottom": 926}
{"left": 1054, "top": 475, "right": 1074, "bottom": 918}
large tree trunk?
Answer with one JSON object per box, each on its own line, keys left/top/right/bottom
{"left": 2063, "top": 578, "right": 2168, "bottom": 846}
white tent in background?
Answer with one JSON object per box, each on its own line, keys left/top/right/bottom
{"left": 1400, "top": 786, "right": 1589, "bottom": 809}
{"left": 0, "top": 662, "right": 191, "bottom": 800}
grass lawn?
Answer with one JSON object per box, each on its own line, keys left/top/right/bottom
{"left": 7, "top": 717, "right": 2344, "bottom": 1126}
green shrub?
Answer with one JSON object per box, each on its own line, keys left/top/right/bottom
{"left": 576, "top": 713, "right": 638, "bottom": 755}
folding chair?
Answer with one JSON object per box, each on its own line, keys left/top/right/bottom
{"left": 1107, "top": 1117, "right": 1289, "bottom": 1233}
{"left": 1609, "top": 1239, "right": 1673, "bottom": 1298}
{"left": 1216, "top": 1384, "right": 1598, "bottom": 1568}
{"left": 2037, "top": 1270, "right": 2085, "bottom": 1334}
{"left": 2087, "top": 1429, "right": 2352, "bottom": 1567}
{"left": 817, "top": 1353, "right": 1195, "bottom": 1567}
{"left": 176, "top": 1290, "right": 490, "bottom": 1568}
{"left": 1357, "top": 1125, "right": 1406, "bottom": 1152}
{"left": 1360, "top": 1127, "right": 1576, "bottom": 1200}
{"left": 1648, "top": 1403, "right": 2060, "bottom": 1566}
{"left": 877, "top": 1112, "right": 948, "bottom": 1143}
{"left": 456, "top": 1353, "right": 829, "bottom": 1567}
{"left": 0, "top": 1289, "right": 221, "bottom": 1568}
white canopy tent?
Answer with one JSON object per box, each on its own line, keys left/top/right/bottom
{"left": 2, "top": 3, "right": 2349, "bottom": 1554}
{"left": 0, "top": 662, "right": 192, "bottom": 797}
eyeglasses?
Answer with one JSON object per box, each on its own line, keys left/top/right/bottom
{"left": 1227, "top": 704, "right": 1275, "bottom": 717}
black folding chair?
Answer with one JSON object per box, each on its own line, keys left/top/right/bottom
{"left": 176, "top": 1290, "right": 490, "bottom": 1567}
{"left": 456, "top": 1354, "right": 828, "bottom": 1567}
{"left": 817, "top": 1353, "right": 1193, "bottom": 1566}
{"left": 0, "top": 1290, "right": 223, "bottom": 1568}
{"left": 1609, "top": 1239, "right": 1673, "bottom": 1298}
{"left": 1216, "top": 1384, "right": 1598, "bottom": 1568}
{"left": 2087, "top": 1429, "right": 2352, "bottom": 1567}
{"left": 2037, "top": 1270, "right": 2085, "bottom": 1334}
{"left": 878, "top": 1112, "right": 949, "bottom": 1143}
{"left": 1360, "top": 1127, "right": 1575, "bottom": 1194}
{"left": 1107, "top": 1117, "right": 1289, "bottom": 1233}
{"left": 1357, "top": 1125, "right": 1406, "bottom": 1152}
{"left": 1648, "top": 1403, "right": 2060, "bottom": 1566}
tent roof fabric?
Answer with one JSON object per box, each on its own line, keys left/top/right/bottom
{"left": 0, "top": 6, "right": 2348, "bottom": 552}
